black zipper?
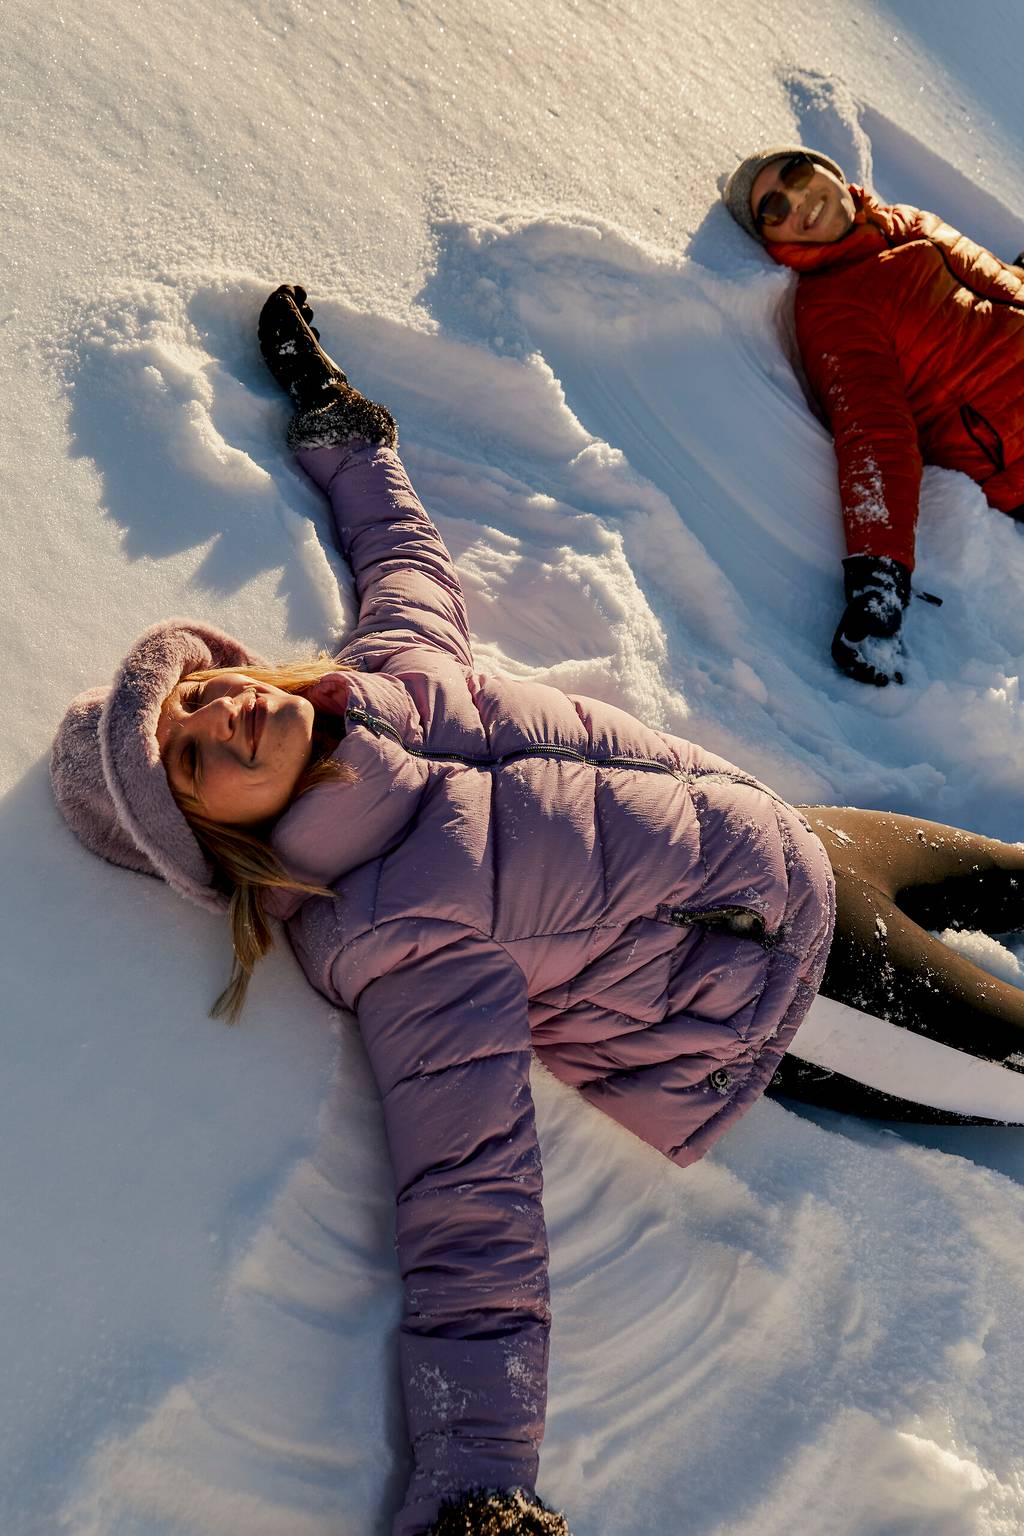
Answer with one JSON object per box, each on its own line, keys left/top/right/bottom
{"left": 344, "top": 706, "right": 688, "bottom": 777}
{"left": 664, "top": 904, "right": 775, "bottom": 948}
{"left": 960, "top": 403, "right": 1006, "bottom": 472}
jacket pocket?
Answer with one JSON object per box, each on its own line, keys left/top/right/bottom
{"left": 658, "top": 904, "right": 775, "bottom": 948}
{"left": 960, "top": 404, "right": 1006, "bottom": 473}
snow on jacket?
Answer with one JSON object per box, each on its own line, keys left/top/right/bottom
{"left": 768, "top": 187, "right": 1024, "bottom": 570}
{"left": 266, "top": 441, "right": 836, "bottom": 1535}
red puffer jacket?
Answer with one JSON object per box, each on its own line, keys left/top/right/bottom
{"left": 768, "top": 189, "right": 1024, "bottom": 569}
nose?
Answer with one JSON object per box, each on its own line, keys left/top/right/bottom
{"left": 186, "top": 693, "right": 238, "bottom": 745}
{"left": 783, "top": 181, "right": 808, "bottom": 224}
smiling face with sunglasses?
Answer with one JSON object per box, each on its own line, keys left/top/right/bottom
{"left": 748, "top": 152, "right": 856, "bottom": 244}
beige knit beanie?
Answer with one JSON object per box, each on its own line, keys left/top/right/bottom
{"left": 723, "top": 145, "right": 846, "bottom": 243}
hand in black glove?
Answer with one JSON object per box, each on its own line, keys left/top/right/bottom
{"left": 831, "top": 554, "right": 911, "bottom": 687}
{"left": 258, "top": 284, "right": 349, "bottom": 408}
{"left": 428, "top": 1490, "right": 570, "bottom": 1535}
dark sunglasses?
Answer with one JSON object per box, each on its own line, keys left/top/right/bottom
{"left": 754, "top": 153, "right": 816, "bottom": 230}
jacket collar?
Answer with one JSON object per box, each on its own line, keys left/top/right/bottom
{"left": 266, "top": 669, "right": 428, "bottom": 920}
{"left": 765, "top": 187, "right": 894, "bottom": 274}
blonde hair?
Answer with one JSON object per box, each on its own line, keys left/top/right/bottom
{"left": 172, "top": 656, "right": 354, "bottom": 1023}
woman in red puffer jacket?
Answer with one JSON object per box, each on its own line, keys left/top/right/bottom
{"left": 724, "top": 144, "right": 1024, "bottom": 687}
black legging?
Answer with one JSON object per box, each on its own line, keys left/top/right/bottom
{"left": 801, "top": 806, "right": 1024, "bottom": 1061}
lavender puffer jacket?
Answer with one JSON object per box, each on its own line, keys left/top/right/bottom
{"left": 267, "top": 442, "right": 835, "bottom": 1534}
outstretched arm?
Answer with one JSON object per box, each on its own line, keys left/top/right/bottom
{"left": 296, "top": 435, "right": 475, "bottom": 668}
{"left": 352, "top": 926, "right": 559, "bottom": 1536}
{"left": 258, "top": 284, "right": 474, "bottom": 667}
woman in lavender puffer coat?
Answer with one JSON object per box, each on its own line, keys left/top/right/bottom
{"left": 53, "top": 288, "right": 1024, "bottom": 1535}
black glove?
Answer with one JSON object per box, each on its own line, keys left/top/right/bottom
{"left": 427, "top": 1490, "right": 570, "bottom": 1535}
{"left": 831, "top": 554, "right": 911, "bottom": 687}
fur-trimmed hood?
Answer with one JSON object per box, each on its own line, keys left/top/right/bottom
{"left": 51, "top": 619, "right": 262, "bottom": 912}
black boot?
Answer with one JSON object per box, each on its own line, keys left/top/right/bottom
{"left": 258, "top": 284, "right": 397, "bottom": 450}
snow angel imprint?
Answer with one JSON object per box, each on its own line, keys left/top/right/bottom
{"left": 51, "top": 285, "right": 1024, "bottom": 1536}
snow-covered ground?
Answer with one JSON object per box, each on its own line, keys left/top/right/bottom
{"left": 5, "top": 2, "right": 1024, "bottom": 1533}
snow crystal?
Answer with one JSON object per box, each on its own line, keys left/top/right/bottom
{"left": 826, "top": 825, "right": 854, "bottom": 846}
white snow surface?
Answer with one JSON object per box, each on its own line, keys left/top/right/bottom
{"left": 5, "top": 2, "right": 1024, "bottom": 1533}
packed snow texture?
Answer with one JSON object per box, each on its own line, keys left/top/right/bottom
{"left": 5, "top": 2, "right": 1024, "bottom": 1534}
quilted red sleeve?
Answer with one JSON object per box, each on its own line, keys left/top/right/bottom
{"left": 796, "top": 286, "right": 922, "bottom": 569}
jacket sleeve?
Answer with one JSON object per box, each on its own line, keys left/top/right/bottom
{"left": 353, "top": 926, "right": 551, "bottom": 1536}
{"left": 796, "top": 289, "right": 923, "bottom": 570}
{"left": 296, "top": 439, "right": 474, "bottom": 666}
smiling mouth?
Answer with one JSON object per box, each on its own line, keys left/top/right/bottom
{"left": 247, "top": 696, "right": 265, "bottom": 761}
{"left": 804, "top": 195, "right": 826, "bottom": 231}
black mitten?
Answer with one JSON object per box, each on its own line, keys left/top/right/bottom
{"left": 427, "top": 1489, "right": 570, "bottom": 1535}
{"left": 258, "top": 284, "right": 348, "bottom": 409}
{"left": 257, "top": 284, "right": 398, "bottom": 450}
{"left": 831, "top": 554, "right": 911, "bottom": 687}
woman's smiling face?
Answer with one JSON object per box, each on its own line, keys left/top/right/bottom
{"left": 157, "top": 672, "right": 315, "bottom": 826}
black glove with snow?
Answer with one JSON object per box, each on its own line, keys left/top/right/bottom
{"left": 427, "top": 1490, "right": 570, "bottom": 1535}
{"left": 258, "top": 284, "right": 348, "bottom": 410}
{"left": 831, "top": 554, "right": 911, "bottom": 687}
{"left": 258, "top": 283, "right": 398, "bottom": 450}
